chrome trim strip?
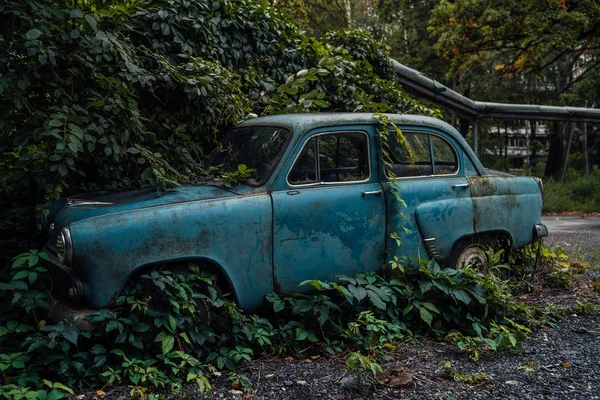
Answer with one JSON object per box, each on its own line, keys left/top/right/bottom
{"left": 67, "top": 200, "right": 114, "bottom": 207}
{"left": 423, "top": 238, "right": 442, "bottom": 261}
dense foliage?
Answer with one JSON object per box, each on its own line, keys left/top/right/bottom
{"left": 0, "top": 244, "right": 573, "bottom": 397}
{"left": 0, "top": 0, "right": 431, "bottom": 258}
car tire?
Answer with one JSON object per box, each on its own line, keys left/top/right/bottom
{"left": 448, "top": 238, "right": 491, "bottom": 273}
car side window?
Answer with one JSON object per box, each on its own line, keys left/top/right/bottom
{"left": 288, "top": 137, "right": 318, "bottom": 184}
{"left": 288, "top": 132, "right": 369, "bottom": 185}
{"left": 386, "top": 132, "right": 432, "bottom": 177}
{"left": 431, "top": 135, "right": 458, "bottom": 175}
{"left": 386, "top": 132, "right": 458, "bottom": 178}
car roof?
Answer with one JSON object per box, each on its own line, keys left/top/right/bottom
{"left": 239, "top": 113, "right": 462, "bottom": 139}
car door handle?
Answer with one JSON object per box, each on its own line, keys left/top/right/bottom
{"left": 361, "top": 190, "right": 383, "bottom": 197}
{"left": 452, "top": 183, "right": 470, "bottom": 189}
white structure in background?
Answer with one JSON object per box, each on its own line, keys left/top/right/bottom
{"left": 489, "top": 121, "right": 550, "bottom": 168}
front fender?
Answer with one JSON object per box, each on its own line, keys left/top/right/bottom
{"left": 70, "top": 194, "right": 273, "bottom": 310}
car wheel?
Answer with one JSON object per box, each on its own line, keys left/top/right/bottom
{"left": 448, "top": 239, "right": 490, "bottom": 273}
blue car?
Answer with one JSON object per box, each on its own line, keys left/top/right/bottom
{"left": 40, "top": 113, "right": 547, "bottom": 322}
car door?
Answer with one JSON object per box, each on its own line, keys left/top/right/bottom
{"left": 383, "top": 128, "right": 475, "bottom": 264}
{"left": 271, "top": 127, "right": 386, "bottom": 293}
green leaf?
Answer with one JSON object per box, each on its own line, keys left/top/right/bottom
{"left": 451, "top": 289, "right": 472, "bottom": 305}
{"left": 419, "top": 280, "right": 434, "bottom": 294}
{"left": 68, "top": 124, "right": 84, "bottom": 139}
{"left": 58, "top": 164, "right": 68, "bottom": 176}
{"left": 70, "top": 8, "right": 83, "bottom": 18}
{"left": 63, "top": 328, "right": 78, "bottom": 345}
{"left": 168, "top": 314, "right": 176, "bottom": 331}
{"left": 90, "top": 344, "right": 106, "bottom": 355}
{"left": 47, "top": 389, "right": 65, "bottom": 400}
{"left": 26, "top": 29, "right": 42, "bottom": 40}
{"left": 133, "top": 323, "right": 150, "bottom": 332}
{"left": 292, "top": 299, "right": 315, "bottom": 314}
{"left": 421, "top": 302, "right": 440, "bottom": 314}
{"left": 419, "top": 307, "right": 433, "bottom": 326}
{"left": 85, "top": 14, "right": 97, "bottom": 32}
{"left": 161, "top": 336, "right": 174, "bottom": 354}
{"left": 53, "top": 382, "right": 73, "bottom": 394}
{"left": 347, "top": 284, "right": 367, "bottom": 302}
{"left": 12, "top": 270, "right": 29, "bottom": 280}
{"left": 366, "top": 290, "right": 386, "bottom": 310}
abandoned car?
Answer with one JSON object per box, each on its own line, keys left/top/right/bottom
{"left": 41, "top": 113, "right": 548, "bottom": 319}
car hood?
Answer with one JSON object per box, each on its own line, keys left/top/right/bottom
{"left": 46, "top": 184, "right": 237, "bottom": 254}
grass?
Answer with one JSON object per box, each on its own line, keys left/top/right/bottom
{"left": 543, "top": 170, "right": 600, "bottom": 214}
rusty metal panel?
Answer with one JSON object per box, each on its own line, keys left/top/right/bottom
{"left": 68, "top": 193, "right": 273, "bottom": 310}
{"left": 270, "top": 123, "right": 386, "bottom": 292}
{"left": 385, "top": 177, "right": 475, "bottom": 263}
{"left": 271, "top": 183, "right": 386, "bottom": 293}
{"left": 468, "top": 175, "right": 543, "bottom": 248}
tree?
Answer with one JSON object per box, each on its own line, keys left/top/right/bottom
{"left": 271, "top": 0, "right": 349, "bottom": 37}
{"left": 429, "top": 0, "right": 600, "bottom": 177}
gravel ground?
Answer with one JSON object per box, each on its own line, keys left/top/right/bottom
{"left": 177, "top": 313, "right": 600, "bottom": 400}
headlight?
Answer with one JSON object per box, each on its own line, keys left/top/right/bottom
{"left": 56, "top": 227, "right": 74, "bottom": 267}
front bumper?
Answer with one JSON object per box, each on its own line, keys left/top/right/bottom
{"left": 42, "top": 247, "right": 95, "bottom": 330}
{"left": 43, "top": 246, "right": 84, "bottom": 303}
{"left": 533, "top": 223, "right": 549, "bottom": 240}
{"left": 47, "top": 295, "right": 96, "bottom": 331}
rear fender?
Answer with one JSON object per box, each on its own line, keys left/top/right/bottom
{"left": 468, "top": 176, "right": 542, "bottom": 248}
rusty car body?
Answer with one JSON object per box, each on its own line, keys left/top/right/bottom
{"left": 40, "top": 113, "right": 548, "bottom": 318}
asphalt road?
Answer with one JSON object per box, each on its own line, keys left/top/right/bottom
{"left": 542, "top": 215, "right": 600, "bottom": 265}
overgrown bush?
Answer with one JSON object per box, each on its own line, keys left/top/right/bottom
{"left": 0, "top": 0, "right": 431, "bottom": 259}
{"left": 0, "top": 243, "right": 573, "bottom": 397}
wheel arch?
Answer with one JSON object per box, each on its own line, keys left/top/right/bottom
{"left": 446, "top": 230, "right": 513, "bottom": 267}
{"left": 122, "top": 257, "right": 239, "bottom": 304}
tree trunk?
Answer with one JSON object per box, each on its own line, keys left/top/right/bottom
{"left": 543, "top": 62, "right": 571, "bottom": 178}
{"left": 560, "top": 122, "right": 574, "bottom": 182}
{"left": 544, "top": 121, "right": 565, "bottom": 178}
{"left": 583, "top": 122, "right": 589, "bottom": 177}
{"left": 343, "top": 0, "right": 352, "bottom": 27}
{"left": 529, "top": 120, "right": 537, "bottom": 166}
{"left": 504, "top": 122, "right": 508, "bottom": 159}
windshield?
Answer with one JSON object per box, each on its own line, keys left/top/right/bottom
{"left": 208, "top": 126, "right": 290, "bottom": 186}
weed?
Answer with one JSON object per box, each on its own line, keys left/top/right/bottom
{"left": 517, "top": 362, "right": 539, "bottom": 375}
{"left": 441, "top": 361, "right": 491, "bottom": 384}
{"left": 227, "top": 372, "right": 254, "bottom": 394}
